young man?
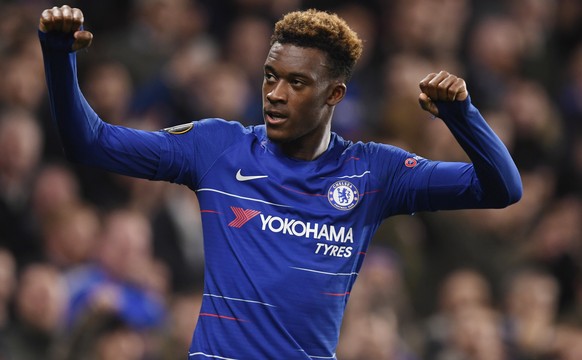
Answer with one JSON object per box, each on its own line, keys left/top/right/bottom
{"left": 38, "top": 5, "right": 522, "bottom": 359}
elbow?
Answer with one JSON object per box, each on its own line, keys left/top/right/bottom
{"left": 60, "top": 119, "right": 105, "bottom": 165}
{"left": 505, "top": 170, "right": 523, "bottom": 206}
{"left": 489, "top": 176, "right": 523, "bottom": 208}
{"left": 476, "top": 168, "right": 523, "bottom": 209}
{"left": 63, "top": 149, "right": 84, "bottom": 165}
{"left": 505, "top": 180, "right": 523, "bottom": 206}
{"left": 61, "top": 139, "right": 90, "bottom": 165}
{"left": 478, "top": 162, "right": 523, "bottom": 208}
{"left": 61, "top": 137, "right": 102, "bottom": 167}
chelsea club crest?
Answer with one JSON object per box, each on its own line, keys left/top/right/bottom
{"left": 328, "top": 180, "right": 359, "bottom": 211}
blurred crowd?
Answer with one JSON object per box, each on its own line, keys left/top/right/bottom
{"left": 0, "top": 0, "right": 581, "bottom": 359}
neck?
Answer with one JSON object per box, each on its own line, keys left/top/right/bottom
{"left": 279, "top": 124, "right": 332, "bottom": 161}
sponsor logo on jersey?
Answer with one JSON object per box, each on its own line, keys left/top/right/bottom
{"left": 327, "top": 180, "right": 359, "bottom": 211}
{"left": 259, "top": 214, "right": 353, "bottom": 243}
{"left": 227, "top": 207, "right": 355, "bottom": 257}
{"left": 235, "top": 169, "right": 268, "bottom": 182}
{"left": 404, "top": 155, "right": 423, "bottom": 168}
{"left": 162, "top": 122, "right": 193, "bottom": 134}
{"left": 228, "top": 206, "right": 261, "bottom": 228}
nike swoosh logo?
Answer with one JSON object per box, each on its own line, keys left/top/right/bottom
{"left": 236, "top": 169, "right": 268, "bottom": 182}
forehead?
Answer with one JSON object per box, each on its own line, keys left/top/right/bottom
{"left": 264, "top": 42, "right": 330, "bottom": 77}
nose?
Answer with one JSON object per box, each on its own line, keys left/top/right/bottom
{"left": 266, "top": 81, "right": 287, "bottom": 103}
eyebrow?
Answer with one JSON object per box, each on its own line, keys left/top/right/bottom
{"left": 264, "top": 65, "right": 311, "bottom": 80}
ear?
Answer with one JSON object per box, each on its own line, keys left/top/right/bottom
{"left": 326, "top": 82, "right": 347, "bottom": 106}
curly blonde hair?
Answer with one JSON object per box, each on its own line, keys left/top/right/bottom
{"left": 271, "top": 9, "right": 363, "bottom": 81}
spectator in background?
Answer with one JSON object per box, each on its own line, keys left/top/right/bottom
{"left": 338, "top": 248, "right": 419, "bottom": 359}
{"left": 423, "top": 268, "right": 494, "bottom": 359}
{"left": 150, "top": 185, "right": 205, "bottom": 292}
{"left": 557, "top": 43, "right": 582, "bottom": 195}
{"left": 224, "top": 14, "right": 273, "bottom": 125}
{"left": 446, "top": 304, "right": 507, "bottom": 360}
{"left": 63, "top": 309, "right": 147, "bottom": 360}
{"left": 114, "top": 176, "right": 205, "bottom": 292}
{"left": 506, "top": 0, "right": 560, "bottom": 88}
{"left": 0, "top": 50, "right": 46, "bottom": 111}
{"left": 522, "top": 196, "right": 582, "bottom": 314}
{"left": 502, "top": 78, "right": 564, "bottom": 168}
{"left": 501, "top": 267, "right": 560, "bottom": 359}
{"left": 0, "top": 248, "right": 16, "bottom": 357}
{"left": 65, "top": 209, "right": 168, "bottom": 332}
{"left": 3, "top": 263, "right": 68, "bottom": 360}
{"left": 0, "top": 108, "right": 44, "bottom": 266}
{"left": 189, "top": 61, "right": 254, "bottom": 122}
{"left": 377, "top": 53, "right": 436, "bottom": 152}
{"left": 82, "top": 60, "right": 134, "bottom": 126}
{"left": 378, "top": 0, "right": 470, "bottom": 72}
{"left": 331, "top": 3, "right": 382, "bottom": 139}
{"left": 465, "top": 15, "right": 525, "bottom": 110}
{"left": 30, "top": 163, "right": 82, "bottom": 221}
{"left": 40, "top": 203, "right": 100, "bottom": 270}
{"left": 554, "top": 327, "right": 582, "bottom": 360}
{"left": 97, "top": 0, "right": 209, "bottom": 87}
{"left": 159, "top": 291, "right": 203, "bottom": 360}
{"left": 129, "top": 36, "right": 220, "bottom": 129}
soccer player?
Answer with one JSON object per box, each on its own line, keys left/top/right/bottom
{"left": 38, "top": 5, "right": 522, "bottom": 359}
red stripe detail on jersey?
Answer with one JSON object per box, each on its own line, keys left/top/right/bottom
{"left": 360, "top": 190, "right": 381, "bottom": 196}
{"left": 200, "top": 210, "right": 221, "bottom": 214}
{"left": 228, "top": 207, "right": 261, "bottom": 228}
{"left": 199, "top": 313, "right": 248, "bottom": 322}
{"left": 344, "top": 157, "right": 360, "bottom": 162}
{"left": 322, "top": 292, "right": 351, "bottom": 297}
{"left": 279, "top": 185, "right": 327, "bottom": 197}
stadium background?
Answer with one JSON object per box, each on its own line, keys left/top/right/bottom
{"left": 0, "top": 0, "right": 582, "bottom": 358}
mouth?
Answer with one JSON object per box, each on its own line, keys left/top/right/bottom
{"left": 264, "top": 108, "right": 288, "bottom": 125}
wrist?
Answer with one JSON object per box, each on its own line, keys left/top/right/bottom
{"left": 435, "top": 95, "right": 473, "bottom": 122}
{"left": 38, "top": 30, "right": 76, "bottom": 53}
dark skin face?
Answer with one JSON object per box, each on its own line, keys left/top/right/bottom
{"left": 262, "top": 42, "right": 346, "bottom": 161}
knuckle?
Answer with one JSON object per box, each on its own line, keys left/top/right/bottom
{"left": 72, "top": 9, "right": 84, "bottom": 19}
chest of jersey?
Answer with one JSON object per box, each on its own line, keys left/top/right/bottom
{"left": 195, "top": 136, "right": 381, "bottom": 262}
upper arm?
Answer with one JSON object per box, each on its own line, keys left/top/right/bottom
{"left": 156, "top": 119, "right": 248, "bottom": 187}
{"left": 74, "top": 119, "right": 247, "bottom": 188}
{"left": 371, "top": 144, "right": 493, "bottom": 217}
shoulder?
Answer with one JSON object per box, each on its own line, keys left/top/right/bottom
{"left": 341, "top": 138, "right": 411, "bottom": 158}
{"left": 161, "top": 118, "right": 257, "bottom": 142}
{"left": 339, "top": 138, "right": 430, "bottom": 172}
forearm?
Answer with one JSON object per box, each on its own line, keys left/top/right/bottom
{"left": 39, "top": 31, "right": 102, "bottom": 161}
{"left": 39, "top": 31, "right": 164, "bottom": 179}
{"left": 429, "top": 97, "right": 522, "bottom": 209}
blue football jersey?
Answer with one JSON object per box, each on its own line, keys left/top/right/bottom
{"left": 159, "top": 119, "right": 436, "bottom": 358}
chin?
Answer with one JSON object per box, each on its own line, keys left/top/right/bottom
{"left": 266, "top": 130, "right": 284, "bottom": 143}
{"left": 265, "top": 127, "right": 292, "bottom": 144}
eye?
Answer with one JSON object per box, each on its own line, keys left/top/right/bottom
{"left": 290, "top": 78, "right": 305, "bottom": 88}
{"left": 264, "top": 72, "right": 276, "bottom": 83}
